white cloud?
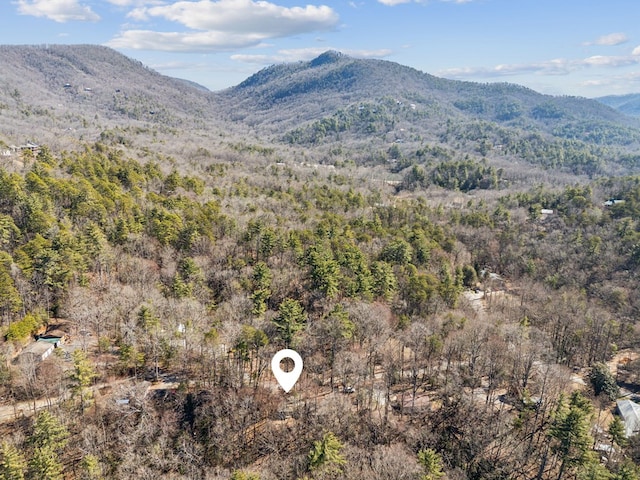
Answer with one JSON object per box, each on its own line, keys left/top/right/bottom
{"left": 15, "top": 0, "right": 100, "bottom": 22}
{"left": 231, "top": 47, "right": 392, "bottom": 64}
{"left": 581, "top": 79, "right": 610, "bottom": 87}
{"left": 109, "top": 0, "right": 339, "bottom": 52}
{"left": 583, "top": 32, "right": 628, "bottom": 47}
{"left": 378, "top": 0, "right": 412, "bottom": 5}
{"left": 439, "top": 58, "right": 575, "bottom": 78}
{"left": 583, "top": 55, "right": 637, "bottom": 67}
{"left": 107, "top": 29, "right": 266, "bottom": 51}
{"left": 439, "top": 52, "right": 640, "bottom": 80}
{"left": 135, "top": 0, "right": 337, "bottom": 34}
{"left": 377, "top": 0, "right": 473, "bottom": 5}
{"left": 581, "top": 71, "right": 640, "bottom": 91}
{"left": 632, "top": 45, "right": 640, "bottom": 56}
{"left": 107, "top": 0, "right": 164, "bottom": 5}
{"left": 106, "top": 0, "right": 140, "bottom": 5}
{"left": 127, "top": 6, "right": 152, "bottom": 20}
{"left": 149, "top": 60, "right": 202, "bottom": 70}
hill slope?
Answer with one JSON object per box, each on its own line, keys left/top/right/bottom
{"left": 597, "top": 93, "right": 640, "bottom": 117}
{"left": 0, "top": 44, "right": 219, "bottom": 150}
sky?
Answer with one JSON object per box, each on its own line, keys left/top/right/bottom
{"left": 2, "top": 0, "right": 640, "bottom": 97}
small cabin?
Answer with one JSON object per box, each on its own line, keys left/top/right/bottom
{"left": 11, "top": 142, "right": 41, "bottom": 156}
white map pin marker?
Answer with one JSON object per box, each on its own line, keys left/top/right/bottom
{"left": 271, "top": 349, "right": 303, "bottom": 393}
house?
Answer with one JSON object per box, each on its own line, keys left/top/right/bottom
{"left": 18, "top": 340, "right": 55, "bottom": 364}
{"left": 616, "top": 399, "right": 640, "bottom": 437}
{"left": 11, "top": 142, "right": 41, "bottom": 156}
{"left": 24, "top": 142, "right": 40, "bottom": 153}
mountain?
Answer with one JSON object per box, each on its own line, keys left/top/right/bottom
{"left": 218, "top": 50, "right": 635, "bottom": 132}
{"left": 0, "top": 44, "right": 220, "bottom": 151}
{"left": 216, "top": 51, "right": 640, "bottom": 176}
{"left": 597, "top": 93, "right": 640, "bottom": 117}
{"left": 2, "top": 45, "right": 640, "bottom": 176}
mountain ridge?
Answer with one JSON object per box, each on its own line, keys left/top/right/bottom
{"left": 597, "top": 93, "right": 640, "bottom": 117}
{"left": 1, "top": 45, "right": 640, "bottom": 177}
{"left": 219, "top": 50, "right": 634, "bottom": 131}
{"left": 0, "top": 44, "right": 634, "bottom": 134}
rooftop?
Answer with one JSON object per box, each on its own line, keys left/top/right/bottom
{"left": 617, "top": 399, "right": 640, "bottom": 437}
{"left": 23, "top": 340, "right": 55, "bottom": 354}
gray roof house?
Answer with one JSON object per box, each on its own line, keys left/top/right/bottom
{"left": 616, "top": 399, "right": 640, "bottom": 437}
{"left": 18, "top": 340, "right": 55, "bottom": 364}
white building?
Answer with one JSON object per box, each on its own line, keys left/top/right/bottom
{"left": 616, "top": 399, "right": 640, "bottom": 437}
{"left": 18, "top": 340, "right": 55, "bottom": 364}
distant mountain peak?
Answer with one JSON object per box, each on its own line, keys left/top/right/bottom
{"left": 310, "top": 50, "right": 347, "bottom": 67}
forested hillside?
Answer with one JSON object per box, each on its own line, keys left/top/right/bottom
{"left": 598, "top": 93, "right": 640, "bottom": 117}
{"left": 0, "top": 45, "right": 225, "bottom": 152}
{"left": 2, "top": 45, "right": 640, "bottom": 480}
{"left": 0, "top": 141, "right": 640, "bottom": 479}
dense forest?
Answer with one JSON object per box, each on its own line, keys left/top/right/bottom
{"left": 0, "top": 139, "right": 639, "bottom": 479}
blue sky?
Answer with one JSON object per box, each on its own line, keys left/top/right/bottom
{"left": 3, "top": 0, "right": 640, "bottom": 97}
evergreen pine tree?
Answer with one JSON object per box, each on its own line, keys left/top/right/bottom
{"left": 0, "top": 441, "right": 27, "bottom": 480}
